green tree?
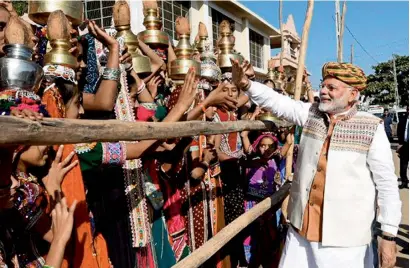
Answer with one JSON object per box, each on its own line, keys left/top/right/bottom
{"left": 363, "top": 55, "right": 409, "bottom": 107}
{"left": 12, "top": 1, "right": 28, "bottom": 16}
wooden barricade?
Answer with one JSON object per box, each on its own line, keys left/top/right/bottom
{"left": 0, "top": 116, "right": 274, "bottom": 145}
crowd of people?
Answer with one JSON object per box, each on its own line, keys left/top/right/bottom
{"left": 0, "top": 1, "right": 403, "bottom": 268}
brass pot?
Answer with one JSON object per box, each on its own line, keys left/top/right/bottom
{"left": 132, "top": 53, "right": 152, "bottom": 75}
{"left": 115, "top": 25, "right": 151, "bottom": 74}
{"left": 285, "top": 80, "right": 307, "bottom": 96}
{"left": 44, "top": 39, "right": 77, "bottom": 69}
{"left": 266, "top": 68, "right": 276, "bottom": 82}
{"left": 256, "top": 112, "right": 293, "bottom": 128}
{"left": 28, "top": 0, "right": 83, "bottom": 26}
{"left": 137, "top": 29, "right": 169, "bottom": 47}
{"left": 170, "top": 59, "right": 200, "bottom": 80}
{"left": 256, "top": 112, "right": 278, "bottom": 122}
{"left": 170, "top": 34, "right": 200, "bottom": 80}
{"left": 137, "top": 8, "right": 169, "bottom": 47}
{"left": 218, "top": 52, "right": 243, "bottom": 72}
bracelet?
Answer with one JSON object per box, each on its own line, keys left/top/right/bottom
{"left": 102, "top": 68, "right": 121, "bottom": 82}
{"left": 125, "top": 63, "right": 133, "bottom": 73}
{"left": 381, "top": 234, "right": 396, "bottom": 242}
{"left": 199, "top": 103, "right": 207, "bottom": 113}
{"left": 136, "top": 82, "right": 146, "bottom": 95}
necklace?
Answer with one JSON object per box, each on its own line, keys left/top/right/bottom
{"left": 14, "top": 171, "right": 37, "bottom": 183}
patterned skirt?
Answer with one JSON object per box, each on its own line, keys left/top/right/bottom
{"left": 243, "top": 199, "right": 281, "bottom": 268}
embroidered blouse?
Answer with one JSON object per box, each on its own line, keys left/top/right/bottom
{"left": 0, "top": 173, "right": 50, "bottom": 267}
{"left": 246, "top": 159, "right": 279, "bottom": 199}
{"left": 75, "top": 142, "right": 127, "bottom": 172}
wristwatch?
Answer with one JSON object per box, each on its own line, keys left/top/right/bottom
{"left": 381, "top": 234, "right": 396, "bottom": 242}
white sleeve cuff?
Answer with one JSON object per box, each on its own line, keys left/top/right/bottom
{"left": 380, "top": 223, "right": 399, "bottom": 237}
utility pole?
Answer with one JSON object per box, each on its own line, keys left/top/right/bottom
{"left": 335, "top": 0, "right": 340, "bottom": 60}
{"left": 338, "top": 1, "right": 346, "bottom": 62}
{"left": 350, "top": 44, "right": 354, "bottom": 64}
{"left": 392, "top": 55, "right": 400, "bottom": 108}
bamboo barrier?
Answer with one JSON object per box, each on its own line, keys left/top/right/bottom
{"left": 172, "top": 182, "right": 292, "bottom": 268}
{"left": 0, "top": 116, "right": 277, "bottom": 145}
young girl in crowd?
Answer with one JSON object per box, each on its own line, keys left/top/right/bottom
{"left": 241, "top": 130, "right": 282, "bottom": 268}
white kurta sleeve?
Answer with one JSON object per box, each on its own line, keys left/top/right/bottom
{"left": 245, "top": 81, "right": 312, "bottom": 126}
{"left": 367, "top": 124, "right": 402, "bottom": 236}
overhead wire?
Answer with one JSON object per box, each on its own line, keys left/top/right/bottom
{"left": 332, "top": 15, "right": 380, "bottom": 64}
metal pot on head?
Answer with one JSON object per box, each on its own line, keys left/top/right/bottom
{"left": 0, "top": 44, "right": 44, "bottom": 92}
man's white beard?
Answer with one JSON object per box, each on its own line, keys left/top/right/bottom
{"left": 318, "top": 94, "right": 350, "bottom": 114}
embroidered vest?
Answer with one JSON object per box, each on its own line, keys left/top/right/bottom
{"left": 301, "top": 104, "right": 381, "bottom": 154}
{"left": 288, "top": 103, "right": 383, "bottom": 247}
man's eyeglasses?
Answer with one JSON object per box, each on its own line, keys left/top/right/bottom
{"left": 320, "top": 83, "right": 355, "bottom": 92}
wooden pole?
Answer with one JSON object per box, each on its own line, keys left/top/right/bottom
{"left": 283, "top": 0, "right": 314, "bottom": 218}
{"left": 338, "top": 0, "right": 346, "bottom": 62}
{"left": 172, "top": 183, "right": 292, "bottom": 268}
{"left": 293, "top": 0, "right": 314, "bottom": 101}
{"left": 0, "top": 116, "right": 274, "bottom": 145}
{"left": 350, "top": 43, "right": 354, "bottom": 64}
{"left": 335, "top": 0, "right": 340, "bottom": 60}
{"left": 279, "top": 0, "right": 284, "bottom": 70}
{"left": 281, "top": 140, "right": 294, "bottom": 221}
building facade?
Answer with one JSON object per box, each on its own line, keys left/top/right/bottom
{"left": 83, "top": 0, "right": 280, "bottom": 78}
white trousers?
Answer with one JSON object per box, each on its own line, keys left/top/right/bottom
{"left": 279, "top": 227, "right": 374, "bottom": 268}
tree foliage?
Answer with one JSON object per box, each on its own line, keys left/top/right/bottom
{"left": 363, "top": 55, "right": 409, "bottom": 107}
{"left": 12, "top": 1, "right": 28, "bottom": 16}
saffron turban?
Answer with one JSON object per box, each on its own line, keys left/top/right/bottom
{"left": 322, "top": 62, "right": 367, "bottom": 91}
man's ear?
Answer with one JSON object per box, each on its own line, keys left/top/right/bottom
{"left": 348, "top": 88, "right": 358, "bottom": 103}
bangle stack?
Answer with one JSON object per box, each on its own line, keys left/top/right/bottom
{"left": 136, "top": 82, "right": 146, "bottom": 95}
{"left": 125, "top": 63, "right": 133, "bottom": 73}
{"left": 102, "top": 68, "right": 121, "bottom": 82}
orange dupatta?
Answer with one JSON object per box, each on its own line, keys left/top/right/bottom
{"left": 41, "top": 85, "right": 111, "bottom": 268}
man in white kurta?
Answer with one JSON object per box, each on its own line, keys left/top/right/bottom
{"left": 231, "top": 60, "right": 401, "bottom": 268}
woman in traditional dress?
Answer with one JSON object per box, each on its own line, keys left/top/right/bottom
{"left": 0, "top": 82, "right": 76, "bottom": 267}
{"left": 213, "top": 75, "right": 247, "bottom": 267}
{"left": 241, "top": 133, "right": 282, "bottom": 267}
{"left": 40, "top": 53, "right": 199, "bottom": 263}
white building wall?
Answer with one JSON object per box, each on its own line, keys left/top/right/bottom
{"left": 128, "top": 0, "right": 144, "bottom": 34}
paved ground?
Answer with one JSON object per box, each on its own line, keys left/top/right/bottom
{"left": 390, "top": 143, "right": 409, "bottom": 268}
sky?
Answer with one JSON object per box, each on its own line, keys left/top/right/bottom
{"left": 240, "top": 1, "right": 409, "bottom": 89}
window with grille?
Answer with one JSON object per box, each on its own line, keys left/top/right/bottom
{"left": 250, "top": 29, "right": 264, "bottom": 69}
{"left": 83, "top": 0, "right": 115, "bottom": 28}
{"left": 157, "top": 1, "right": 190, "bottom": 41}
{"left": 210, "top": 8, "right": 235, "bottom": 49}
